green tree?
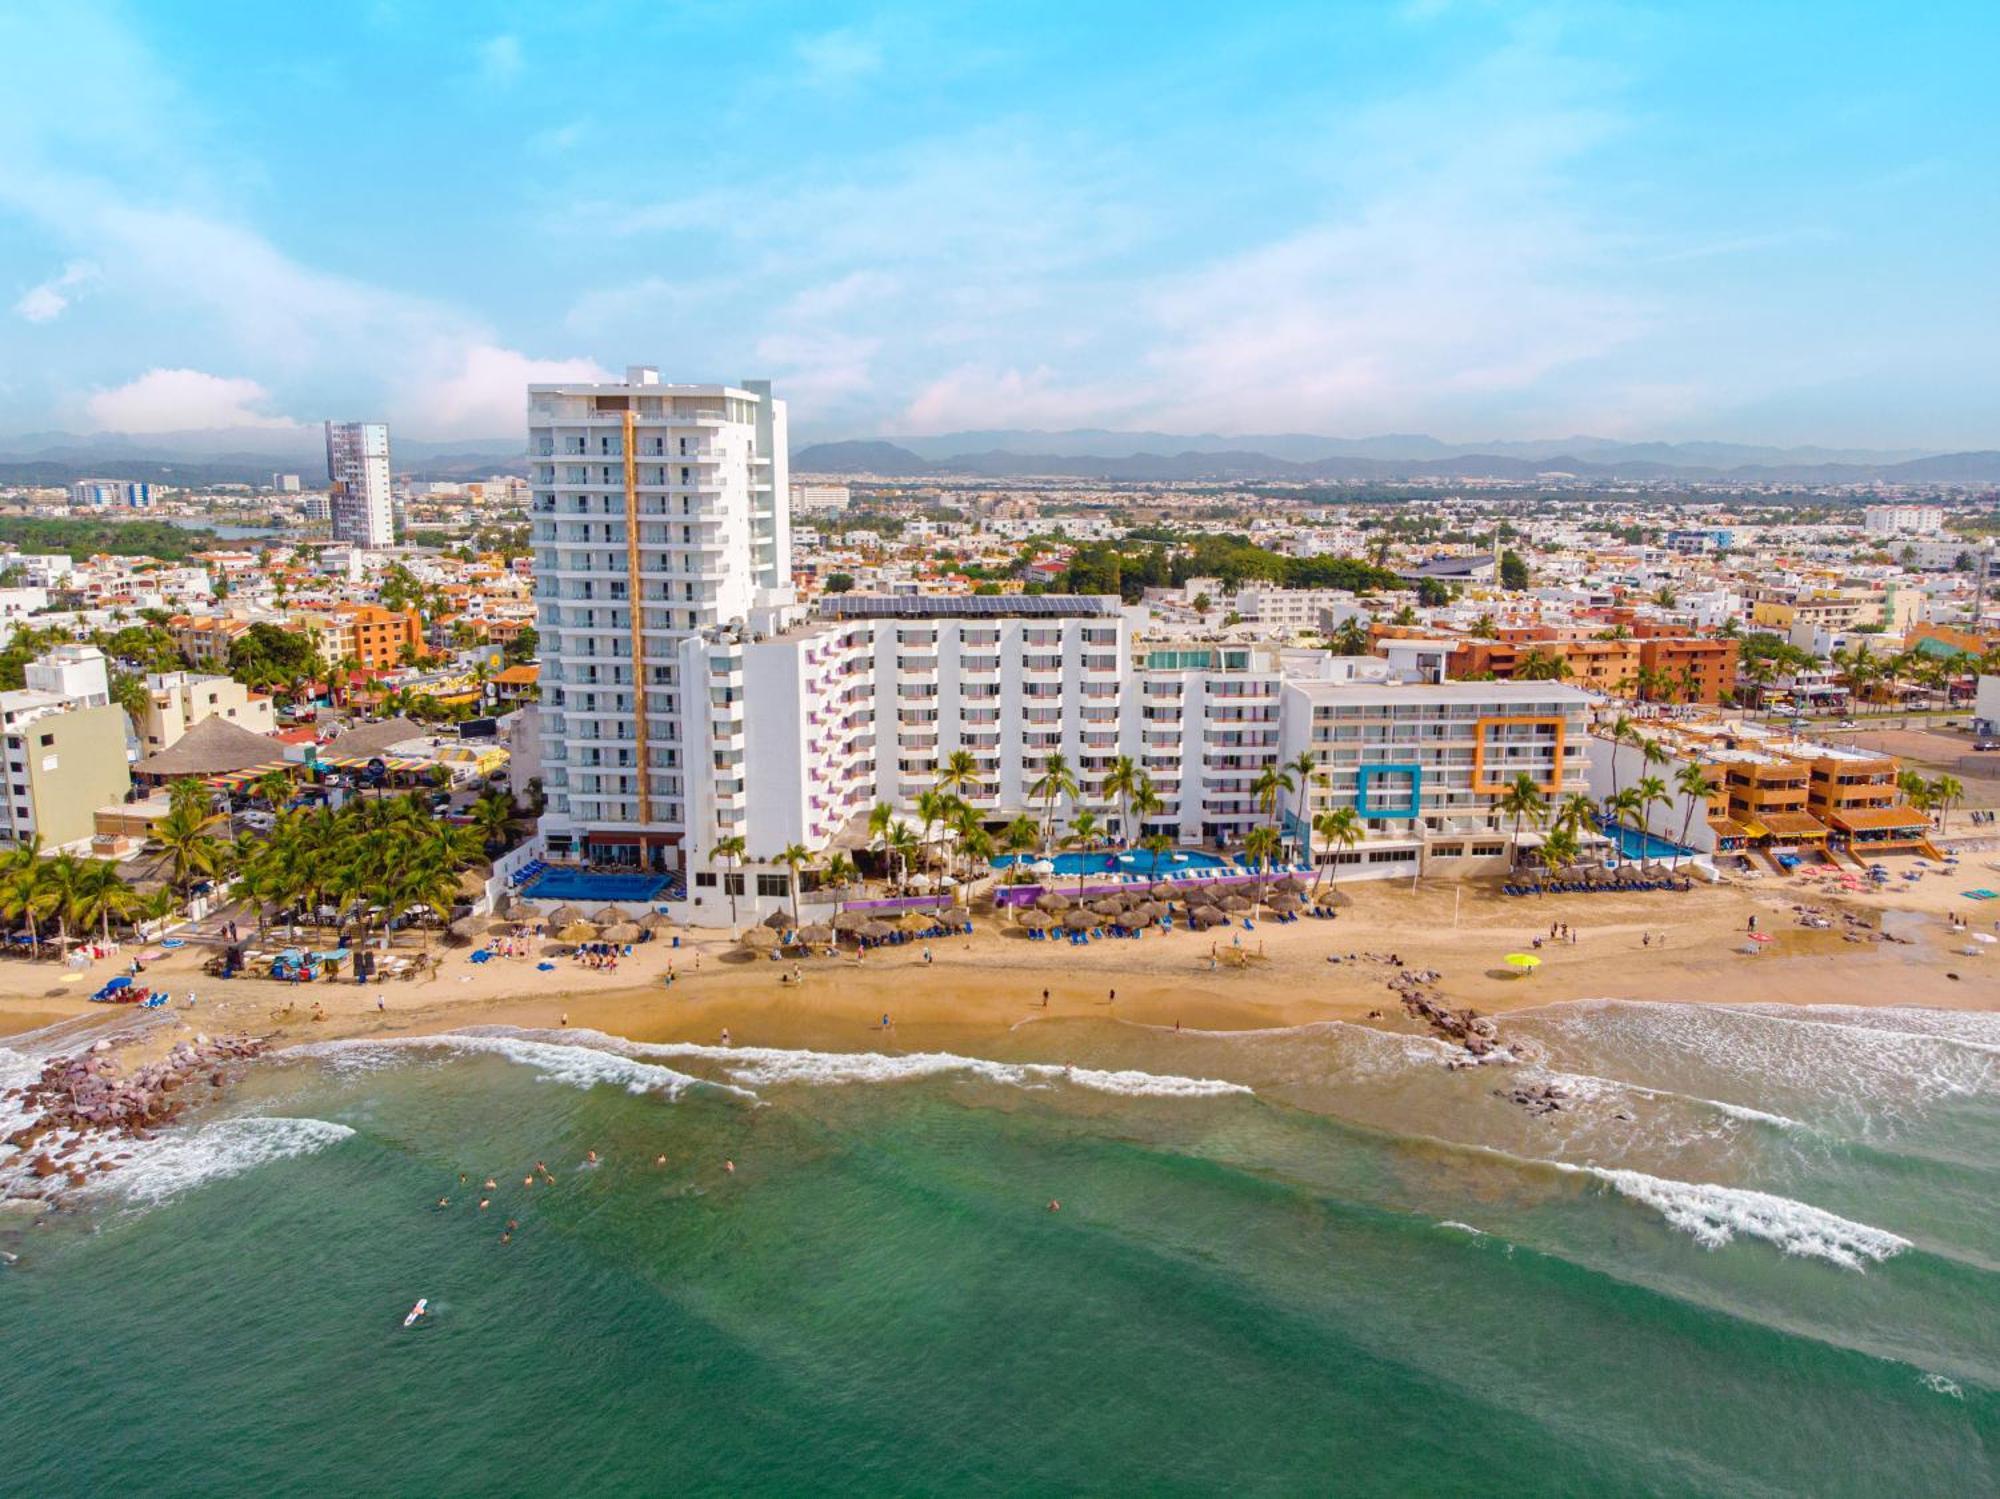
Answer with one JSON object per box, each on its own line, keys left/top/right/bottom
{"left": 1499, "top": 549, "right": 1530, "bottom": 591}
{"left": 710, "top": 835, "right": 747, "bottom": 931}
{"left": 1496, "top": 773, "right": 1548, "bottom": 868}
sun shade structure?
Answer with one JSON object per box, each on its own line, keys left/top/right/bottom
{"left": 131, "top": 716, "right": 290, "bottom": 781}
{"left": 556, "top": 921, "right": 598, "bottom": 943}
{"left": 1504, "top": 953, "right": 1542, "bottom": 970}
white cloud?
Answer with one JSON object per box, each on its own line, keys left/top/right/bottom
{"left": 794, "top": 29, "right": 882, "bottom": 89}
{"left": 14, "top": 259, "right": 99, "bottom": 322}
{"left": 399, "top": 344, "right": 612, "bottom": 435}
{"left": 476, "top": 34, "right": 522, "bottom": 86}
{"left": 86, "top": 368, "right": 300, "bottom": 431}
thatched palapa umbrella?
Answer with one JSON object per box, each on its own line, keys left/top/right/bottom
{"left": 762, "top": 909, "right": 792, "bottom": 930}
{"left": 1016, "top": 909, "right": 1054, "bottom": 930}
{"left": 487, "top": 917, "right": 520, "bottom": 935}
{"left": 1062, "top": 908, "right": 1095, "bottom": 931}
{"left": 831, "top": 910, "right": 872, "bottom": 933}
{"left": 740, "top": 926, "right": 779, "bottom": 951}
{"left": 1190, "top": 905, "right": 1225, "bottom": 928}
{"left": 859, "top": 920, "right": 894, "bottom": 940}
{"left": 637, "top": 910, "right": 677, "bottom": 932}
{"left": 557, "top": 920, "right": 598, "bottom": 943}
{"left": 1035, "top": 891, "right": 1071, "bottom": 913}
{"left": 602, "top": 921, "right": 643, "bottom": 944}
{"left": 589, "top": 907, "right": 623, "bottom": 925}
{"left": 1267, "top": 894, "right": 1302, "bottom": 914}
{"left": 544, "top": 905, "right": 583, "bottom": 927}
{"left": 898, "top": 912, "right": 935, "bottom": 934}
{"left": 1220, "top": 893, "right": 1252, "bottom": 913}
{"left": 1089, "top": 898, "right": 1125, "bottom": 918}
{"left": 799, "top": 923, "right": 834, "bottom": 945}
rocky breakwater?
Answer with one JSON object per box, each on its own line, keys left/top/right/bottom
{"left": 1383, "top": 966, "right": 1512, "bottom": 1067}
{"left": 3, "top": 1035, "right": 268, "bottom": 1201}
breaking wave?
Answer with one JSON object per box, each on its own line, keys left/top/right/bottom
{"left": 291, "top": 1033, "right": 753, "bottom": 1102}
{"left": 1553, "top": 1162, "right": 1911, "bottom": 1271}
{"left": 86, "top": 1116, "right": 355, "bottom": 1208}
{"left": 496, "top": 1027, "right": 1256, "bottom": 1101}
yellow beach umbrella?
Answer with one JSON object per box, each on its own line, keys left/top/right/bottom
{"left": 1503, "top": 953, "right": 1541, "bottom": 971}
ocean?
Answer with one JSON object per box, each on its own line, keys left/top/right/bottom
{"left": 2, "top": 1001, "right": 1995, "bottom": 1496}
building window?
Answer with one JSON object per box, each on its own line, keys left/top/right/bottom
{"left": 37, "top": 733, "right": 52, "bottom": 748}
{"left": 756, "top": 873, "right": 790, "bottom": 898}
{"left": 694, "top": 871, "right": 717, "bottom": 888}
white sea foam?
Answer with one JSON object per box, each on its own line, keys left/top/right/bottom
{"left": 507, "top": 1027, "right": 1255, "bottom": 1101}
{"left": 85, "top": 1116, "right": 355, "bottom": 1207}
{"left": 1919, "top": 1372, "right": 1965, "bottom": 1400}
{"left": 1532, "top": 1066, "right": 1811, "bottom": 1133}
{"left": 1438, "top": 1220, "right": 1484, "bottom": 1236}
{"left": 291, "top": 1034, "right": 750, "bottom": 1102}
{"left": 1554, "top": 1162, "right": 1910, "bottom": 1271}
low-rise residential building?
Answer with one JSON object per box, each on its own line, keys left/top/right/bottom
{"left": 133, "top": 671, "right": 276, "bottom": 755}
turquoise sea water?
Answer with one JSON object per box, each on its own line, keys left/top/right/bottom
{"left": 2, "top": 1002, "right": 1996, "bottom": 1496}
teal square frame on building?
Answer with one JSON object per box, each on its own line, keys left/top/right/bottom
{"left": 1355, "top": 763, "right": 1423, "bottom": 819}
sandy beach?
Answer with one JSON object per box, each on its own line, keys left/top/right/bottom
{"left": 6, "top": 853, "right": 1994, "bottom": 1064}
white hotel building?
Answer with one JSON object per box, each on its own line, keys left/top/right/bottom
{"left": 530, "top": 373, "right": 1593, "bottom": 913}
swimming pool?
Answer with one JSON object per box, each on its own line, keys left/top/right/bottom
{"left": 993, "top": 848, "right": 1231, "bottom": 877}
{"left": 1599, "top": 823, "right": 1691, "bottom": 860}
{"left": 520, "top": 870, "right": 671, "bottom": 903}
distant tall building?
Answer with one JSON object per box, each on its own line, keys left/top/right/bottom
{"left": 69, "top": 479, "right": 155, "bottom": 509}
{"left": 272, "top": 472, "right": 302, "bottom": 493}
{"left": 324, "top": 420, "right": 393, "bottom": 548}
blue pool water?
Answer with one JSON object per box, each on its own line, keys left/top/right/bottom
{"left": 1600, "top": 823, "right": 1691, "bottom": 860}
{"left": 521, "top": 870, "right": 670, "bottom": 903}
{"left": 994, "top": 848, "right": 1231, "bottom": 877}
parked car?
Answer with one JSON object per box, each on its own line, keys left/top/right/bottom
{"left": 1974, "top": 739, "right": 2000, "bottom": 752}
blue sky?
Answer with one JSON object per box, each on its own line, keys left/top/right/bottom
{"left": 2, "top": 1, "right": 1997, "bottom": 447}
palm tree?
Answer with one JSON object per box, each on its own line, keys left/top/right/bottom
{"left": 776, "top": 843, "right": 813, "bottom": 930}
{"left": 1326, "top": 617, "right": 1371, "bottom": 655}
{"left": 1250, "top": 765, "right": 1294, "bottom": 842}
{"left": 1604, "top": 713, "right": 1635, "bottom": 803}
{"left": 1604, "top": 787, "right": 1646, "bottom": 842}
{"left": 821, "top": 853, "right": 859, "bottom": 893}
{"left": 1243, "top": 825, "right": 1282, "bottom": 910}
{"left": 884, "top": 822, "right": 919, "bottom": 891}
{"left": 1139, "top": 832, "right": 1175, "bottom": 883}
{"left": 1284, "top": 751, "right": 1322, "bottom": 864}
{"left": 999, "top": 814, "right": 1039, "bottom": 880}
{"left": 167, "top": 775, "right": 212, "bottom": 821}
{"left": 1029, "top": 753, "right": 1078, "bottom": 853}
{"left": 1061, "top": 810, "right": 1104, "bottom": 898}
{"left": 1673, "top": 762, "right": 1719, "bottom": 860}
{"left": 0, "top": 852, "right": 49, "bottom": 959}
{"left": 710, "top": 834, "right": 747, "bottom": 931}
{"left": 1496, "top": 773, "right": 1548, "bottom": 868}
{"left": 1310, "top": 807, "right": 1362, "bottom": 892}
{"left": 254, "top": 767, "right": 293, "bottom": 810}
{"left": 469, "top": 790, "right": 516, "bottom": 855}
{"left": 1635, "top": 775, "right": 1671, "bottom": 848}
{"left": 867, "top": 800, "right": 896, "bottom": 876}
{"left": 72, "top": 860, "right": 137, "bottom": 947}
{"left": 153, "top": 800, "right": 227, "bottom": 896}
{"left": 1101, "top": 755, "right": 1143, "bottom": 845}
{"left": 914, "top": 789, "right": 950, "bottom": 879}
{"left": 1553, "top": 791, "right": 1598, "bottom": 838}
{"left": 1538, "top": 825, "right": 1581, "bottom": 882}
{"left": 1129, "top": 778, "right": 1164, "bottom": 844}
{"left": 1930, "top": 774, "right": 1964, "bottom": 833}
{"left": 935, "top": 749, "right": 984, "bottom": 805}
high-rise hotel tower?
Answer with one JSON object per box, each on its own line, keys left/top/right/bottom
{"left": 324, "top": 420, "right": 394, "bottom": 548}
{"left": 528, "top": 368, "right": 790, "bottom": 872}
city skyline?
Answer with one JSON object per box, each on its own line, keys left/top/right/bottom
{"left": 3, "top": 3, "right": 1998, "bottom": 448}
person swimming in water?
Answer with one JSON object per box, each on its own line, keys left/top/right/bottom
{"left": 724, "top": 1159, "right": 736, "bottom": 1174}
{"left": 482, "top": 1177, "right": 496, "bottom": 1190}
{"left": 436, "top": 1196, "right": 449, "bottom": 1208}
{"left": 479, "top": 1198, "right": 490, "bottom": 1210}
{"left": 654, "top": 1154, "right": 667, "bottom": 1167}
{"left": 1047, "top": 1200, "right": 1061, "bottom": 1212}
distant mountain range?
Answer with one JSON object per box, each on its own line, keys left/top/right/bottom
{"left": 0, "top": 429, "right": 526, "bottom": 487}
{"left": 5, "top": 424, "right": 1998, "bottom": 489}
{"left": 795, "top": 434, "right": 2000, "bottom": 486}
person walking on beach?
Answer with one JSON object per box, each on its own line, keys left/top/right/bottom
{"left": 1041, "top": 988, "right": 1050, "bottom": 1008}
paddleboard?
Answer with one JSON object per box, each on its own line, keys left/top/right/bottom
{"left": 403, "top": 1298, "right": 428, "bottom": 1327}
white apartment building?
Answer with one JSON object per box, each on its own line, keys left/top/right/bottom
{"left": 790, "top": 483, "right": 851, "bottom": 514}
{"left": 69, "top": 480, "right": 156, "bottom": 509}
{"left": 1863, "top": 504, "right": 1944, "bottom": 536}
{"left": 325, "top": 420, "right": 394, "bottom": 548}
{"left": 1230, "top": 585, "right": 1364, "bottom": 633}
{"left": 531, "top": 368, "right": 790, "bottom": 871}
{"left": 1280, "top": 670, "right": 1594, "bottom": 880}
